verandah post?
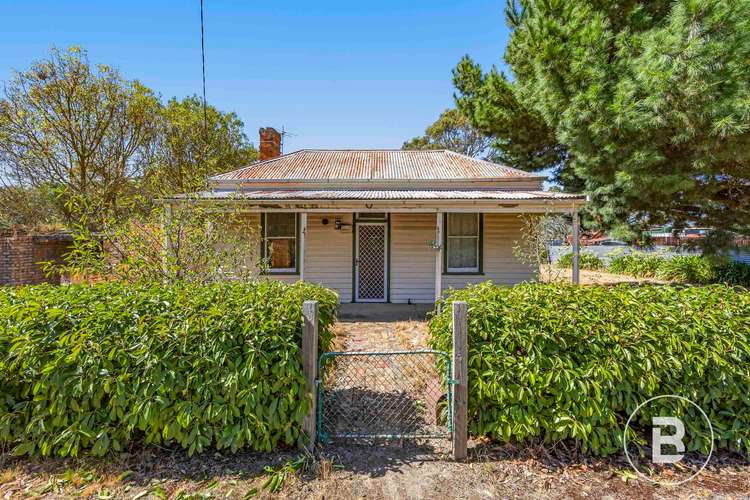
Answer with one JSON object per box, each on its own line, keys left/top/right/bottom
{"left": 302, "top": 300, "right": 319, "bottom": 448}
{"left": 435, "top": 211, "right": 443, "bottom": 304}
{"left": 452, "top": 300, "right": 468, "bottom": 460}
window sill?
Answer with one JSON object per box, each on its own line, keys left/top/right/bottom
{"left": 443, "top": 272, "right": 484, "bottom": 276}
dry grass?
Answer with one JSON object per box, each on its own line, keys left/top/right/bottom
{"left": 541, "top": 265, "right": 669, "bottom": 285}
{"left": 4, "top": 443, "right": 747, "bottom": 499}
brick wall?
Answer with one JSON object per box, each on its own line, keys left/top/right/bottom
{"left": 0, "top": 232, "right": 73, "bottom": 286}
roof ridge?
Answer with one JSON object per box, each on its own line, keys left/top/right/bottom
{"left": 442, "top": 150, "right": 536, "bottom": 177}
{"left": 210, "top": 148, "right": 544, "bottom": 182}
{"left": 295, "top": 148, "right": 447, "bottom": 152}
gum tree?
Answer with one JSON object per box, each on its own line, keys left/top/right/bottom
{"left": 403, "top": 108, "right": 496, "bottom": 158}
{"left": 0, "top": 47, "right": 160, "bottom": 224}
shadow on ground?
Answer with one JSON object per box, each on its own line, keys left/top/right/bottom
{"left": 337, "top": 303, "right": 433, "bottom": 322}
{"left": 3, "top": 440, "right": 749, "bottom": 498}
{"left": 0, "top": 439, "right": 448, "bottom": 486}
{"left": 318, "top": 441, "right": 449, "bottom": 478}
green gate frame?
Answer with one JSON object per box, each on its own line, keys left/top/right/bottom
{"left": 316, "top": 349, "right": 453, "bottom": 443}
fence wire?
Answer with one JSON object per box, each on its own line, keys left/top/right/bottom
{"left": 317, "top": 350, "right": 452, "bottom": 442}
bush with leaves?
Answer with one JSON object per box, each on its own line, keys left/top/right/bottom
{"left": 512, "top": 213, "right": 569, "bottom": 282}
{"left": 429, "top": 282, "right": 750, "bottom": 456}
{"left": 605, "top": 252, "right": 750, "bottom": 287}
{"left": 48, "top": 196, "right": 263, "bottom": 284}
{"left": 555, "top": 251, "right": 604, "bottom": 271}
{"left": 607, "top": 252, "right": 665, "bottom": 278}
{"left": 714, "top": 259, "right": 750, "bottom": 287}
{"left": 656, "top": 255, "right": 716, "bottom": 284}
{"left": 0, "top": 280, "right": 338, "bottom": 457}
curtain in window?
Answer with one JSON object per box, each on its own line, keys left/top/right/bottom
{"left": 447, "top": 213, "right": 479, "bottom": 271}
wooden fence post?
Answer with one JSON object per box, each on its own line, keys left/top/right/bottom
{"left": 302, "top": 300, "right": 319, "bottom": 448}
{"left": 452, "top": 300, "right": 468, "bottom": 460}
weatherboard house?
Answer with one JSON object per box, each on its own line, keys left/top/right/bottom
{"left": 167, "top": 128, "right": 586, "bottom": 303}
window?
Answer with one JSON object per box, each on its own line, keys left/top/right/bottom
{"left": 262, "top": 213, "right": 297, "bottom": 273}
{"left": 445, "top": 213, "right": 481, "bottom": 273}
{"left": 356, "top": 212, "right": 387, "bottom": 220}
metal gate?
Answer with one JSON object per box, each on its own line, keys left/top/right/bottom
{"left": 316, "top": 350, "right": 453, "bottom": 443}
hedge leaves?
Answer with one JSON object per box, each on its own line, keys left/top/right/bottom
{"left": 0, "top": 280, "right": 337, "bottom": 457}
{"left": 429, "top": 283, "right": 750, "bottom": 456}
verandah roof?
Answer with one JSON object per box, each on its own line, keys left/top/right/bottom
{"left": 166, "top": 189, "right": 585, "bottom": 202}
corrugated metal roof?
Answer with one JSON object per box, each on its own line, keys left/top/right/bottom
{"left": 211, "top": 150, "right": 542, "bottom": 182}
{"left": 171, "top": 189, "right": 584, "bottom": 201}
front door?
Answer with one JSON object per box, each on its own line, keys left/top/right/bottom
{"left": 355, "top": 222, "right": 388, "bottom": 302}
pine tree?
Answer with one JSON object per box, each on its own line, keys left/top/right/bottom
{"left": 454, "top": 0, "right": 750, "bottom": 247}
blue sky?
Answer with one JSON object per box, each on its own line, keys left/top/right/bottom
{"left": 0, "top": 1, "right": 510, "bottom": 152}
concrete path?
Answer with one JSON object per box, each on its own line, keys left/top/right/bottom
{"left": 337, "top": 303, "right": 433, "bottom": 323}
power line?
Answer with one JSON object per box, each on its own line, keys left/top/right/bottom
{"left": 200, "top": 0, "right": 208, "bottom": 140}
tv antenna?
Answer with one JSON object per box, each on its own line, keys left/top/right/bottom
{"left": 280, "top": 126, "right": 297, "bottom": 154}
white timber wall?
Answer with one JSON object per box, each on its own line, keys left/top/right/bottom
{"left": 442, "top": 213, "right": 537, "bottom": 292}
{"left": 240, "top": 212, "right": 353, "bottom": 299}
{"left": 303, "top": 213, "right": 353, "bottom": 302}
{"left": 239, "top": 211, "right": 535, "bottom": 301}
{"left": 390, "top": 213, "right": 437, "bottom": 304}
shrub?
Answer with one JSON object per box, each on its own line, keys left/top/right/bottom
{"left": 0, "top": 280, "right": 338, "bottom": 457}
{"left": 429, "top": 282, "right": 750, "bottom": 456}
{"left": 714, "top": 259, "right": 750, "bottom": 288}
{"left": 607, "top": 252, "right": 665, "bottom": 277}
{"left": 656, "top": 255, "right": 716, "bottom": 284}
{"left": 555, "top": 251, "right": 605, "bottom": 271}
{"left": 606, "top": 252, "right": 750, "bottom": 287}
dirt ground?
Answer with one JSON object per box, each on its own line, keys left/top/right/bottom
{"left": 332, "top": 320, "right": 429, "bottom": 352}
{"left": 3, "top": 439, "right": 749, "bottom": 499}
{"left": 541, "top": 266, "right": 668, "bottom": 285}
{"left": 3, "top": 320, "right": 749, "bottom": 499}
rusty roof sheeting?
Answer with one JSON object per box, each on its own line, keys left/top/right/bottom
{"left": 211, "top": 150, "right": 542, "bottom": 182}
{"left": 170, "top": 189, "right": 584, "bottom": 201}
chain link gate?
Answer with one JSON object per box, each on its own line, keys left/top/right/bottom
{"left": 316, "top": 350, "right": 453, "bottom": 443}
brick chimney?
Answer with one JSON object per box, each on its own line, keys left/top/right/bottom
{"left": 259, "top": 127, "right": 282, "bottom": 161}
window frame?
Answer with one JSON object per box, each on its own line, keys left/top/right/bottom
{"left": 261, "top": 212, "right": 300, "bottom": 275}
{"left": 355, "top": 212, "right": 388, "bottom": 221}
{"left": 443, "top": 213, "right": 483, "bottom": 275}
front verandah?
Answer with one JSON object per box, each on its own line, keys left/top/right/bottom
{"left": 291, "top": 208, "right": 583, "bottom": 303}
{"left": 162, "top": 201, "right": 585, "bottom": 302}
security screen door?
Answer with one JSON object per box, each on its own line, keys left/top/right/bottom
{"left": 355, "top": 222, "right": 387, "bottom": 302}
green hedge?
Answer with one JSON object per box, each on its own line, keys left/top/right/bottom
{"left": 429, "top": 282, "right": 750, "bottom": 456}
{"left": 608, "top": 252, "right": 664, "bottom": 278}
{"left": 715, "top": 259, "right": 750, "bottom": 286}
{"left": 0, "top": 280, "right": 338, "bottom": 457}
{"left": 568, "top": 250, "right": 750, "bottom": 287}
{"left": 656, "top": 255, "right": 716, "bottom": 283}
{"left": 555, "top": 252, "right": 605, "bottom": 271}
